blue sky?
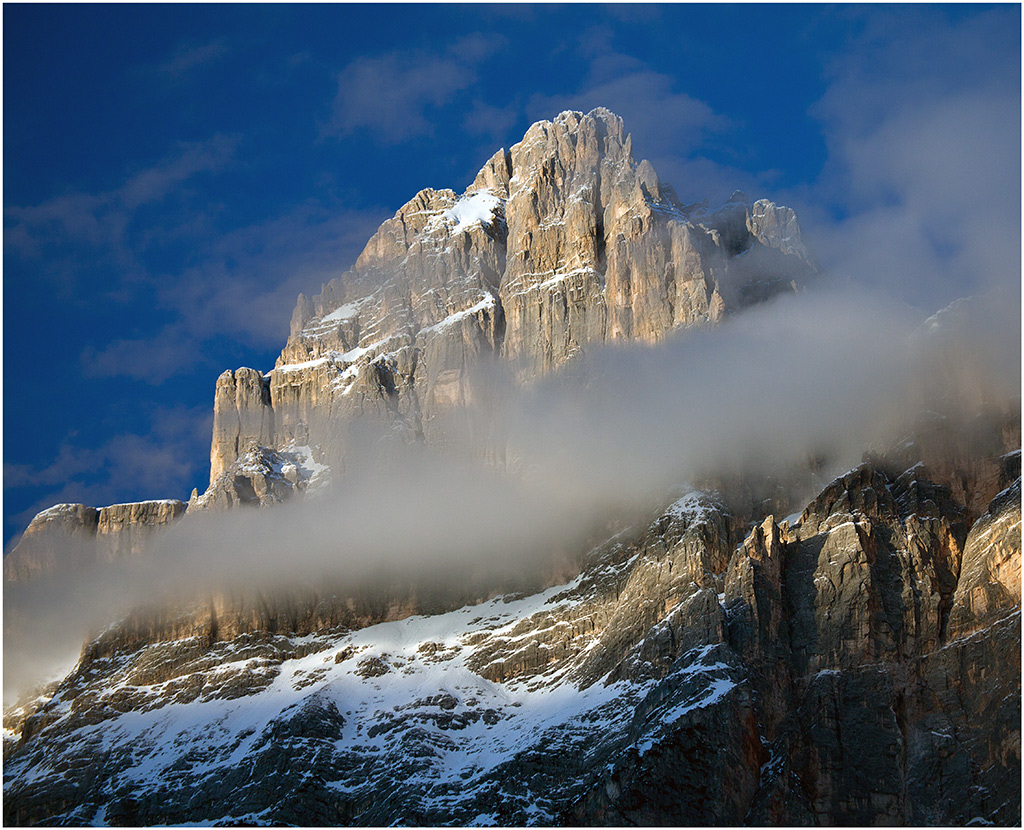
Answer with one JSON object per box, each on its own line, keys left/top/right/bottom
{"left": 3, "top": 4, "right": 1020, "bottom": 547}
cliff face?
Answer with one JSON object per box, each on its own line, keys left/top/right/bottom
{"left": 209, "top": 368, "right": 275, "bottom": 486}
{"left": 204, "top": 109, "right": 815, "bottom": 494}
{"left": 2, "top": 505, "right": 99, "bottom": 583}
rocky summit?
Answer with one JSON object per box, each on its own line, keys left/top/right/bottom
{"left": 3, "top": 109, "right": 1019, "bottom": 827}
{"left": 203, "top": 107, "right": 816, "bottom": 501}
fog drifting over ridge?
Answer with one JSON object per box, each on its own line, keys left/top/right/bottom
{"left": 5, "top": 279, "right": 1020, "bottom": 704}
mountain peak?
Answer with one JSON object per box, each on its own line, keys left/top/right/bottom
{"left": 203, "top": 107, "right": 818, "bottom": 494}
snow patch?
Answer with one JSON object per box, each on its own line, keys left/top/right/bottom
{"left": 274, "top": 354, "right": 335, "bottom": 373}
{"left": 444, "top": 191, "right": 502, "bottom": 234}
{"left": 505, "top": 266, "right": 598, "bottom": 299}
{"left": 322, "top": 300, "right": 364, "bottom": 324}
{"left": 420, "top": 295, "right": 496, "bottom": 335}
{"left": 665, "top": 491, "right": 715, "bottom": 524}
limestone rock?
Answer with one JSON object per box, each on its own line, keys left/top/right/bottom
{"left": 723, "top": 516, "right": 791, "bottom": 728}
{"left": 96, "top": 500, "right": 186, "bottom": 563}
{"left": 748, "top": 198, "right": 809, "bottom": 258}
{"left": 875, "top": 406, "right": 1020, "bottom": 526}
{"left": 192, "top": 446, "right": 328, "bottom": 512}
{"left": 947, "top": 476, "right": 1021, "bottom": 638}
{"left": 785, "top": 463, "right": 965, "bottom": 674}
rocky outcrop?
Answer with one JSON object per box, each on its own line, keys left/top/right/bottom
{"left": 95, "top": 501, "right": 186, "bottom": 563}
{"left": 947, "top": 476, "right": 1021, "bottom": 638}
{"left": 737, "top": 465, "right": 1019, "bottom": 826}
{"left": 191, "top": 446, "right": 327, "bottom": 512}
{"left": 784, "top": 464, "right": 966, "bottom": 673}
{"left": 2, "top": 504, "right": 99, "bottom": 583}
{"left": 748, "top": 198, "right": 808, "bottom": 258}
{"left": 4, "top": 501, "right": 185, "bottom": 583}
{"left": 210, "top": 368, "right": 275, "bottom": 486}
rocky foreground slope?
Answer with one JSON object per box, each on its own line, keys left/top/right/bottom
{"left": 3, "top": 108, "right": 1020, "bottom": 826}
{"left": 4, "top": 446, "right": 1020, "bottom": 825}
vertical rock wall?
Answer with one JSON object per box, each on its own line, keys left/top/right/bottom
{"left": 96, "top": 501, "right": 187, "bottom": 563}
{"left": 210, "top": 368, "right": 275, "bottom": 486}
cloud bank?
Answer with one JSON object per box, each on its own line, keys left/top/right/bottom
{"left": 5, "top": 280, "right": 1018, "bottom": 703}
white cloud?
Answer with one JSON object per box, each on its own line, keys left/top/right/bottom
{"left": 796, "top": 7, "right": 1021, "bottom": 310}
{"left": 5, "top": 134, "right": 238, "bottom": 269}
{"left": 327, "top": 36, "right": 505, "bottom": 142}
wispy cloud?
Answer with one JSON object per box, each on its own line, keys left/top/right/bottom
{"left": 7, "top": 128, "right": 386, "bottom": 381}
{"left": 4, "top": 403, "right": 213, "bottom": 545}
{"left": 5, "top": 134, "right": 238, "bottom": 273}
{"left": 4, "top": 191, "right": 111, "bottom": 257}
{"left": 119, "top": 135, "right": 237, "bottom": 207}
{"left": 796, "top": 6, "right": 1021, "bottom": 309}
{"left": 80, "top": 328, "right": 208, "bottom": 385}
{"left": 462, "top": 100, "right": 520, "bottom": 141}
{"left": 530, "top": 69, "right": 727, "bottom": 154}
{"left": 154, "top": 37, "right": 231, "bottom": 80}
{"left": 164, "top": 202, "right": 389, "bottom": 344}
{"left": 326, "top": 35, "right": 505, "bottom": 142}
{"left": 72, "top": 199, "right": 388, "bottom": 385}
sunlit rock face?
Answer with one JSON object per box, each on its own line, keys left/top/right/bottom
{"left": 209, "top": 368, "right": 275, "bottom": 487}
{"left": 209, "top": 108, "right": 816, "bottom": 481}
{"left": 947, "top": 476, "right": 1021, "bottom": 638}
